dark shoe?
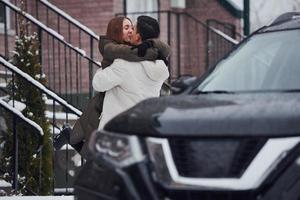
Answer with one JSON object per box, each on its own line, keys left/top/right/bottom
{"left": 53, "top": 125, "right": 71, "bottom": 150}
{"left": 71, "top": 141, "right": 84, "bottom": 153}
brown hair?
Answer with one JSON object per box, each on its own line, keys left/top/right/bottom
{"left": 106, "top": 16, "right": 132, "bottom": 43}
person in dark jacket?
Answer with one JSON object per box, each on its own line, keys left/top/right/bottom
{"left": 54, "top": 16, "right": 170, "bottom": 159}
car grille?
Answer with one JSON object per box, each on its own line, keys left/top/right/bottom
{"left": 165, "top": 190, "right": 255, "bottom": 200}
{"left": 169, "top": 138, "right": 266, "bottom": 178}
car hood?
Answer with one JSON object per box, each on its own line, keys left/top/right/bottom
{"left": 104, "top": 92, "right": 300, "bottom": 137}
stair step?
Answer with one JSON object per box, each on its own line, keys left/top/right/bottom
{"left": 0, "top": 179, "right": 12, "bottom": 196}
{"left": 45, "top": 99, "right": 65, "bottom": 112}
{"left": 50, "top": 126, "right": 62, "bottom": 135}
{"left": 0, "top": 70, "right": 12, "bottom": 78}
{"left": 0, "top": 195, "right": 74, "bottom": 199}
{"left": 0, "top": 82, "right": 7, "bottom": 88}
{"left": 0, "top": 179, "right": 11, "bottom": 187}
{"left": 45, "top": 111, "right": 78, "bottom": 128}
{"left": 0, "top": 70, "right": 12, "bottom": 86}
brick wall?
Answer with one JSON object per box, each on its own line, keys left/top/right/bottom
{"left": 180, "top": 0, "right": 242, "bottom": 76}
{"left": 17, "top": 0, "right": 123, "bottom": 97}
{"left": 186, "top": 0, "right": 241, "bottom": 26}
{"left": 0, "top": 0, "right": 242, "bottom": 100}
{"left": 43, "top": 0, "right": 119, "bottom": 95}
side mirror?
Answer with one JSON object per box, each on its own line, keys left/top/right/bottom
{"left": 171, "top": 75, "right": 197, "bottom": 94}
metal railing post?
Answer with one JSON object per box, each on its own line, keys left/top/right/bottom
{"left": 167, "top": 11, "right": 171, "bottom": 81}
{"left": 38, "top": 27, "right": 43, "bottom": 74}
{"left": 176, "top": 13, "right": 181, "bottom": 77}
{"left": 89, "top": 36, "right": 94, "bottom": 99}
{"left": 206, "top": 20, "right": 210, "bottom": 69}
{"left": 35, "top": 0, "right": 39, "bottom": 19}
{"left": 4, "top": 4, "right": 9, "bottom": 59}
{"left": 12, "top": 74, "right": 19, "bottom": 192}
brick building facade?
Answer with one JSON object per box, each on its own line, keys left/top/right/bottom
{"left": 0, "top": 0, "right": 242, "bottom": 101}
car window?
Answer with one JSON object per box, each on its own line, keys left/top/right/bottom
{"left": 198, "top": 29, "right": 300, "bottom": 92}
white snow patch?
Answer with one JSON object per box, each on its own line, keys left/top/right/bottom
{"left": 0, "top": 196, "right": 74, "bottom": 200}
{"left": 45, "top": 99, "right": 61, "bottom": 106}
{"left": 74, "top": 47, "right": 86, "bottom": 56}
{"left": 45, "top": 111, "right": 79, "bottom": 120}
{"left": 0, "top": 82, "right": 7, "bottom": 88}
{"left": 54, "top": 188, "right": 74, "bottom": 194}
{"left": 68, "top": 170, "right": 75, "bottom": 177}
{"left": 2, "top": 0, "right": 95, "bottom": 63}
{"left": 230, "top": 0, "right": 243, "bottom": 10}
{"left": 0, "top": 180, "right": 11, "bottom": 187}
{"left": 60, "top": 144, "right": 74, "bottom": 150}
{"left": 210, "top": 27, "right": 239, "bottom": 45}
{"left": 0, "top": 141, "right": 5, "bottom": 149}
{"left": 10, "top": 51, "right": 20, "bottom": 56}
{"left": 8, "top": 100, "right": 26, "bottom": 112}
{"left": 0, "top": 57, "right": 82, "bottom": 116}
{"left": 71, "top": 153, "right": 82, "bottom": 167}
{"left": 39, "top": 0, "right": 99, "bottom": 39}
{"left": 0, "top": 99, "right": 44, "bottom": 136}
{"left": 0, "top": 70, "right": 12, "bottom": 76}
{"left": 35, "top": 73, "right": 46, "bottom": 79}
{"left": 2, "top": 0, "right": 65, "bottom": 41}
{"left": 47, "top": 27, "right": 64, "bottom": 40}
{"left": 50, "top": 126, "right": 61, "bottom": 134}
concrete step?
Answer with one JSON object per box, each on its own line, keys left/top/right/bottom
{"left": 0, "top": 71, "right": 80, "bottom": 132}
{"left": 0, "top": 70, "right": 12, "bottom": 78}
{"left": 45, "top": 110, "right": 78, "bottom": 128}
{"left": 45, "top": 98, "right": 65, "bottom": 113}
{"left": 0, "top": 70, "right": 12, "bottom": 85}
{"left": 0, "top": 179, "right": 12, "bottom": 196}
{"left": 0, "top": 195, "right": 74, "bottom": 199}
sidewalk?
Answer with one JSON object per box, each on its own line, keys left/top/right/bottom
{"left": 0, "top": 196, "right": 74, "bottom": 200}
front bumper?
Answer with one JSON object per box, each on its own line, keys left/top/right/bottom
{"left": 74, "top": 157, "right": 160, "bottom": 200}
{"left": 74, "top": 132, "right": 300, "bottom": 200}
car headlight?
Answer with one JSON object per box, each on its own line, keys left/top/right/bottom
{"left": 88, "top": 130, "right": 145, "bottom": 167}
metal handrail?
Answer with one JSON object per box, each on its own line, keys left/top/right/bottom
{"left": 0, "top": 99, "right": 44, "bottom": 138}
{"left": 37, "top": 0, "right": 99, "bottom": 40}
{"left": 1, "top": 55, "right": 83, "bottom": 194}
{"left": 117, "top": 10, "right": 240, "bottom": 45}
{"left": 0, "top": 56, "right": 82, "bottom": 116}
{"left": 1, "top": 0, "right": 101, "bottom": 67}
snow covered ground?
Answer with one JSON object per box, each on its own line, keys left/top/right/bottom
{"left": 0, "top": 196, "right": 74, "bottom": 200}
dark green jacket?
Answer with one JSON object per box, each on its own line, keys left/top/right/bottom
{"left": 99, "top": 36, "right": 170, "bottom": 68}
{"left": 71, "top": 36, "right": 170, "bottom": 159}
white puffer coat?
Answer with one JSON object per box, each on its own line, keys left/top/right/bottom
{"left": 92, "top": 58, "right": 169, "bottom": 129}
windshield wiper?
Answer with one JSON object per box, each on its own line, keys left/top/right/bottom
{"left": 195, "top": 90, "right": 235, "bottom": 94}
{"left": 280, "top": 89, "right": 300, "bottom": 93}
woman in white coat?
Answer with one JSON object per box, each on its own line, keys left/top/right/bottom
{"left": 93, "top": 16, "right": 169, "bottom": 129}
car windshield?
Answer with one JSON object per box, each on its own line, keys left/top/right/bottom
{"left": 198, "top": 29, "right": 300, "bottom": 92}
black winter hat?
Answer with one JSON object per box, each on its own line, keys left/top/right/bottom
{"left": 137, "top": 16, "right": 160, "bottom": 40}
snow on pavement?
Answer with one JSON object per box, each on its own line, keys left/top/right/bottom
{"left": 0, "top": 196, "right": 74, "bottom": 200}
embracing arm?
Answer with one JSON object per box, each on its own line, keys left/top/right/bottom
{"left": 151, "top": 38, "right": 171, "bottom": 60}
{"left": 92, "top": 60, "right": 126, "bottom": 92}
{"left": 99, "top": 36, "right": 158, "bottom": 62}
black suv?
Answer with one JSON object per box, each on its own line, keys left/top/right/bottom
{"left": 74, "top": 12, "right": 300, "bottom": 200}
